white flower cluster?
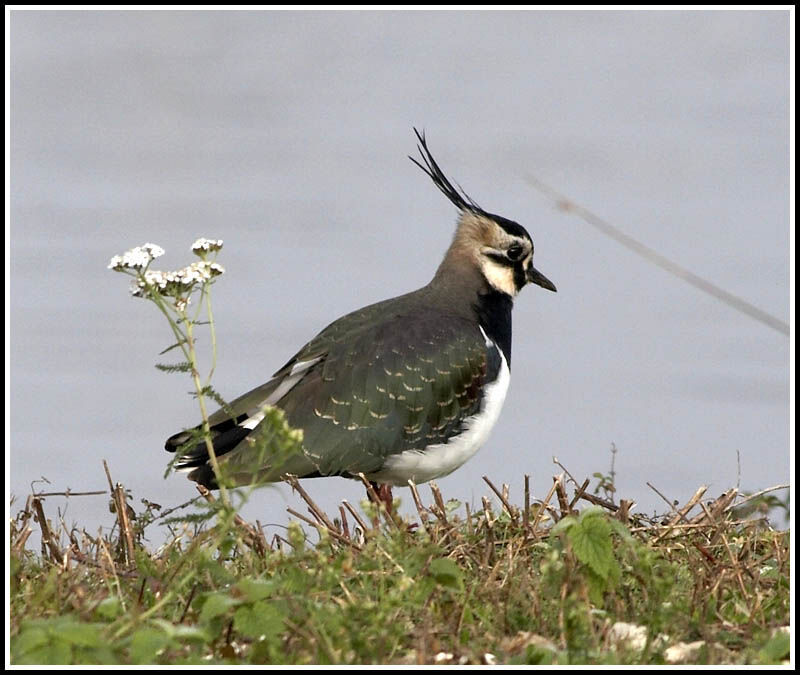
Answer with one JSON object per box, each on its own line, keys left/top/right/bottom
{"left": 130, "top": 260, "right": 225, "bottom": 300}
{"left": 107, "top": 243, "right": 165, "bottom": 271}
{"left": 109, "top": 240, "right": 226, "bottom": 311}
{"left": 191, "top": 238, "right": 224, "bottom": 255}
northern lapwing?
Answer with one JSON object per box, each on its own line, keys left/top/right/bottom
{"left": 166, "top": 129, "right": 556, "bottom": 507}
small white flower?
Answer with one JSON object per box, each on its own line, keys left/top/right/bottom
{"left": 183, "top": 260, "right": 225, "bottom": 282}
{"left": 108, "top": 243, "right": 165, "bottom": 271}
{"left": 125, "top": 247, "right": 154, "bottom": 269}
{"left": 191, "top": 238, "right": 224, "bottom": 255}
{"left": 187, "top": 262, "right": 207, "bottom": 282}
{"left": 119, "top": 240, "right": 223, "bottom": 304}
{"left": 142, "top": 243, "right": 165, "bottom": 259}
{"left": 145, "top": 270, "right": 169, "bottom": 289}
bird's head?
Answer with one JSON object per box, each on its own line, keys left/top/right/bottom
{"left": 411, "top": 128, "right": 556, "bottom": 298}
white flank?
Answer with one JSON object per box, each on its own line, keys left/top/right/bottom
{"left": 368, "top": 332, "right": 510, "bottom": 486}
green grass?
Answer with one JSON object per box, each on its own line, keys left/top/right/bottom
{"left": 9, "top": 474, "right": 790, "bottom": 665}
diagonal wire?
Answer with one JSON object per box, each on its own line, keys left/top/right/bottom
{"left": 526, "top": 175, "right": 789, "bottom": 337}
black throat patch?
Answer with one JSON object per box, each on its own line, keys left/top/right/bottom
{"left": 473, "top": 289, "right": 513, "bottom": 366}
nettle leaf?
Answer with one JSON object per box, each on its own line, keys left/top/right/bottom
{"left": 169, "top": 624, "right": 210, "bottom": 642}
{"left": 39, "top": 640, "right": 72, "bottom": 665}
{"left": 148, "top": 619, "right": 210, "bottom": 644}
{"left": 567, "top": 511, "right": 614, "bottom": 580}
{"left": 550, "top": 515, "right": 577, "bottom": 537}
{"left": 579, "top": 505, "right": 609, "bottom": 521}
{"left": 13, "top": 620, "right": 78, "bottom": 664}
{"left": 11, "top": 625, "right": 49, "bottom": 663}
{"left": 584, "top": 567, "right": 606, "bottom": 606}
{"left": 129, "top": 628, "right": 172, "bottom": 664}
{"left": 233, "top": 601, "right": 286, "bottom": 640}
{"left": 95, "top": 596, "right": 123, "bottom": 620}
{"left": 234, "top": 578, "right": 276, "bottom": 603}
{"left": 429, "top": 558, "right": 464, "bottom": 591}
{"left": 607, "top": 517, "right": 634, "bottom": 543}
{"left": 56, "top": 620, "right": 105, "bottom": 648}
{"left": 759, "top": 631, "right": 790, "bottom": 663}
{"left": 199, "top": 592, "right": 240, "bottom": 623}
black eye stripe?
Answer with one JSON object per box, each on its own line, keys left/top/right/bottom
{"left": 485, "top": 249, "right": 529, "bottom": 268}
{"left": 486, "top": 251, "right": 515, "bottom": 267}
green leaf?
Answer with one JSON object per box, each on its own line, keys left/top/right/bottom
{"left": 759, "top": 631, "right": 790, "bottom": 663}
{"left": 606, "top": 556, "right": 621, "bottom": 587}
{"left": 568, "top": 512, "right": 613, "bottom": 580}
{"left": 13, "top": 626, "right": 72, "bottom": 665}
{"left": 522, "top": 644, "right": 558, "bottom": 665}
{"left": 233, "top": 601, "right": 286, "bottom": 640}
{"left": 584, "top": 567, "right": 607, "bottom": 605}
{"left": 235, "top": 578, "right": 275, "bottom": 602}
{"left": 11, "top": 625, "right": 49, "bottom": 662}
{"left": 607, "top": 517, "right": 634, "bottom": 543}
{"left": 155, "top": 361, "right": 192, "bottom": 373}
{"left": 147, "top": 619, "right": 210, "bottom": 645}
{"left": 169, "top": 624, "right": 211, "bottom": 642}
{"left": 429, "top": 558, "right": 464, "bottom": 591}
{"left": 199, "top": 592, "right": 240, "bottom": 623}
{"left": 578, "top": 505, "right": 609, "bottom": 521}
{"left": 158, "top": 340, "right": 188, "bottom": 355}
{"left": 129, "top": 628, "right": 172, "bottom": 664}
{"left": 57, "top": 620, "right": 104, "bottom": 648}
{"left": 38, "top": 640, "right": 73, "bottom": 665}
{"left": 444, "top": 498, "right": 462, "bottom": 514}
{"left": 95, "top": 596, "right": 123, "bottom": 620}
{"left": 550, "top": 515, "right": 577, "bottom": 536}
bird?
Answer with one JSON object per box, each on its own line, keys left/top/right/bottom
{"left": 165, "top": 129, "right": 556, "bottom": 507}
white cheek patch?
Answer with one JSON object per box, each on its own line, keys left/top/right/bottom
{"left": 480, "top": 257, "right": 518, "bottom": 297}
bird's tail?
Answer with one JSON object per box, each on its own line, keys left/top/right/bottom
{"left": 164, "top": 415, "right": 250, "bottom": 488}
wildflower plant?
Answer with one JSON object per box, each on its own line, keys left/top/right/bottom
{"left": 108, "top": 239, "right": 231, "bottom": 501}
{"left": 109, "top": 238, "right": 305, "bottom": 521}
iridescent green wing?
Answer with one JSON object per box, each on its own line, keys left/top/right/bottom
{"left": 273, "top": 308, "right": 490, "bottom": 477}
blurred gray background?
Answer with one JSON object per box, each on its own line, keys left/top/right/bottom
{"left": 10, "top": 10, "right": 790, "bottom": 542}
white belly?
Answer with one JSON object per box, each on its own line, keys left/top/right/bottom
{"left": 367, "top": 349, "right": 510, "bottom": 486}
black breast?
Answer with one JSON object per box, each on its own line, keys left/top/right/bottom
{"left": 473, "top": 289, "right": 513, "bottom": 366}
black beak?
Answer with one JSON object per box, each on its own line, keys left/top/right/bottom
{"left": 527, "top": 265, "right": 557, "bottom": 292}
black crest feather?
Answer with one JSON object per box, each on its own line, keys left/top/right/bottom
{"left": 410, "top": 128, "right": 532, "bottom": 243}
{"left": 410, "top": 128, "right": 485, "bottom": 215}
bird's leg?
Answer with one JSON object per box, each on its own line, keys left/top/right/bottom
{"left": 368, "top": 481, "right": 421, "bottom": 532}
{"left": 368, "top": 481, "right": 394, "bottom": 512}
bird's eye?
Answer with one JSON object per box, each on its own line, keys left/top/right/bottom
{"left": 507, "top": 244, "right": 524, "bottom": 261}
